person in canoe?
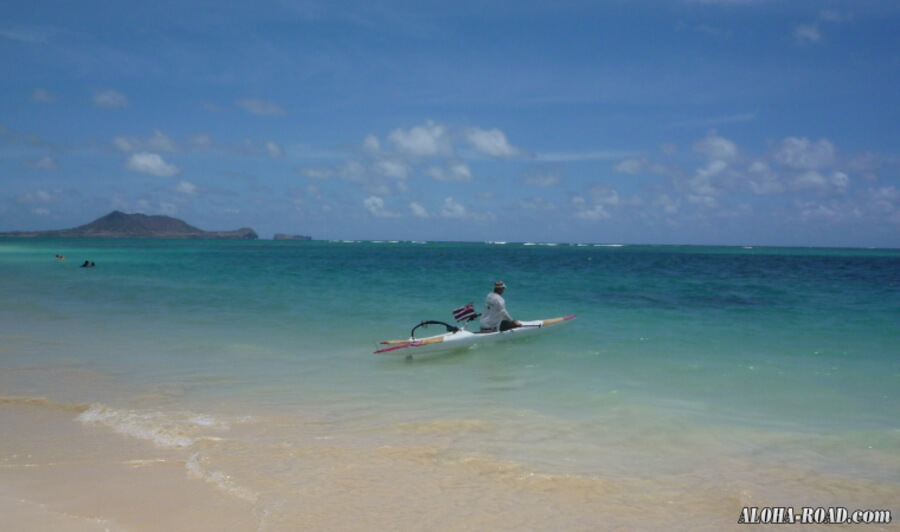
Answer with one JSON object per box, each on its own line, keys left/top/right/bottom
{"left": 480, "top": 280, "right": 522, "bottom": 332}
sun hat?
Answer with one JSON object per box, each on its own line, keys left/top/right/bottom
{"left": 494, "top": 280, "right": 506, "bottom": 289}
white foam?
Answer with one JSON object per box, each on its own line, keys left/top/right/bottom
{"left": 186, "top": 453, "right": 258, "bottom": 503}
{"left": 76, "top": 404, "right": 236, "bottom": 449}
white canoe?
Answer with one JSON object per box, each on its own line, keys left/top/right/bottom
{"left": 374, "top": 314, "right": 576, "bottom": 357}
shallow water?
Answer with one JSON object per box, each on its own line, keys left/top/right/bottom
{"left": 1, "top": 239, "right": 898, "bottom": 530}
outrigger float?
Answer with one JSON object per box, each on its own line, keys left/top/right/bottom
{"left": 375, "top": 303, "right": 576, "bottom": 358}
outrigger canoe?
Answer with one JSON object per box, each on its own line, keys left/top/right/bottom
{"left": 375, "top": 313, "right": 576, "bottom": 358}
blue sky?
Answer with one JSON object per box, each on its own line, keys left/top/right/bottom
{"left": 1, "top": 0, "right": 899, "bottom": 246}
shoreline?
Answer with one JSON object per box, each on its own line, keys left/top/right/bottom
{"left": 2, "top": 389, "right": 898, "bottom": 531}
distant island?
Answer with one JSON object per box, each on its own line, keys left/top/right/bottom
{"left": 0, "top": 211, "right": 259, "bottom": 240}
{"left": 273, "top": 233, "right": 312, "bottom": 241}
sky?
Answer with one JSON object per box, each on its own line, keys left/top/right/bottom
{"left": 1, "top": 0, "right": 899, "bottom": 246}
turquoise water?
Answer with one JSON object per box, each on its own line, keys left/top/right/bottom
{"left": 2, "top": 238, "right": 899, "bottom": 529}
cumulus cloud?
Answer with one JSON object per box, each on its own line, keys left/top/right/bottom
{"left": 238, "top": 98, "right": 285, "bottom": 116}
{"left": 175, "top": 181, "right": 197, "bottom": 194}
{"left": 861, "top": 187, "right": 900, "bottom": 223}
{"left": 789, "top": 170, "right": 848, "bottom": 194}
{"left": 794, "top": 24, "right": 821, "bottom": 45}
{"left": 432, "top": 197, "right": 494, "bottom": 222}
{"left": 298, "top": 120, "right": 523, "bottom": 199}
{"left": 571, "top": 193, "right": 611, "bottom": 221}
{"left": 440, "top": 197, "right": 468, "bottom": 219}
{"left": 588, "top": 184, "right": 621, "bottom": 206}
{"left": 795, "top": 10, "right": 848, "bottom": 46}
{"left": 523, "top": 172, "right": 560, "bottom": 187}
{"left": 410, "top": 202, "right": 430, "bottom": 218}
{"left": 93, "top": 89, "right": 128, "bottom": 109}
{"left": 653, "top": 194, "right": 680, "bottom": 214}
{"left": 125, "top": 152, "right": 180, "bottom": 177}
{"left": 302, "top": 167, "right": 334, "bottom": 180}
{"left": 615, "top": 158, "right": 645, "bottom": 175}
{"left": 29, "top": 156, "right": 58, "bottom": 170}
{"left": 688, "top": 194, "right": 719, "bottom": 208}
{"left": 573, "top": 199, "right": 611, "bottom": 221}
{"left": 465, "top": 127, "right": 520, "bottom": 158}
{"left": 363, "top": 134, "right": 381, "bottom": 154}
{"left": 745, "top": 160, "right": 784, "bottom": 195}
{"left": 113, "top": 130, "right": 179, "bottom": 153}
{"left": 363, "top": 196, "right": 401, "bottom": 218}
{"left": 775, "top": 137, "right": 835, "bottom": 170}
{"left": 614, "top": 158, "right": 672, "bottom": 176}
{"left": 388, "top": 121, "right": 453, "bottom": 158}
{"left": 693, "top": 133, "right": 739, "bottom": 161}
{"left": 19, "top": 189, "right": 59, "bottom": 204}
{"left": 537, "top": 150, "right": 630, "bottom": 162}
{"left": 426, "top": 161, "right": 472, "bottom": 181}
{"left": 265, "top": 141, "right": 284, "bottom": 158}
{"left": 795, "top": 200, "right": 842, "bottom": 222}
{"left": 374, "top": 159, "right": 412, "bottom": 179}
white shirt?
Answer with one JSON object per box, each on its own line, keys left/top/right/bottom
{"left": 480, "top": 291, "right": 513, "bottom": 330}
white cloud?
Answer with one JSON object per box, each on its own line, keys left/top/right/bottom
{"left": 113, "top": 130, "right": 179, "bottom": 153}
{"left": 575, "top": 204, "right": 611, "bottom": 221}
{"left": 589, "top": 184, "right": 620, "bottom": 205}
{"left": 863, "top": 187, "right": 900, "bottom": 220}
{"left": 693, "top": 133, "right": 738, "bottom": 161}
{"left": 175, "top": 181, "right": 197, "bottom": 194}
{"left": 237, "top": 98, "right": 285, "bottom": 116}
{"left": 615, "top": 158, "right": 646, "bottom": 175}
{"left": 410, "top": 202, "right": 430, "bottom": 218}
{"left": 374, "top": 159, "right": 412, "bottom": 179}
{"left": 688, "top": 194, "right": 719, "bottom": 208}
{"left": 518, "top": 196, "right": 556, "bottom": 211}
{"left": 338, "top": 160, "right": 367, "bottom": 183}
{"left": 614, "top": 158, "right": 673, "bottom": 177}
{"left": 792, "top": 170, "right": 850, "bottom": 195}
{"left": 302, "top": 167, "right": 334, "bottom": 180}
{"left": 775, "top": 137, "right": 835, "bottom": 170}
{"left": 523, "top": 173, "right": 560, "bottom": 187}
{"left": 794, "top": 10, "right": 847, "bottom": 46}
{"left": 20, "top": 189, "right": 58, "bottom": 204}
{"left": 125, "top": 152, "right": 180, "bottom": 177}
{"left": 537, "top": 150, "right": 630, "bottom": 162}
{"left": 363, "top": 196, "right": 401, "bottom": 218}
{"left": 388, "top": 121, "right": 452, "bottom": 158}
{"left": 572, "top": 188, "right": 620, "bottom": 221}
{"left": 745, "top": 160, "right": 784, "bottom": 195}
{"left": 796, "top": 200, "right": 841, "bottom": 222}
{"left": 794, "top": 24, "right": 822, "bottom": 45}
{"left": 440, "top": 197, "right": 468, "bottom": 219}
{"left": 190, "top": 134, "right": 214, "bottom": 150}
{"left": 93, "top": 89, "right": 128, "bottom": 109}
{"left": 363, "top": 134, "right": 381, "bottom": 154}
{"left": 29, "top": 156, "right": 58, "bottom": 170}
{"left": 465, "top": 127, "right": 520, "bottom": 158}
{"left": 653, "top": 194, "right": 680, "bottom": 214}
{"left": 266, "top": 141, "right": 284, "bottom": 158}
{"left": 830, "top": 171, "right": 849, "bottom": 191}
{"left": 426, "top": 161, "right": 473, "bottom": 182}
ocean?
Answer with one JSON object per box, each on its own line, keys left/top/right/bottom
{"left": 1, "top": 238, "right": 898, "bottom": 531}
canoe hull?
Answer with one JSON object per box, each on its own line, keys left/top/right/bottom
{"left": 374, "top": 314, "right": 576, "bottom": 357}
